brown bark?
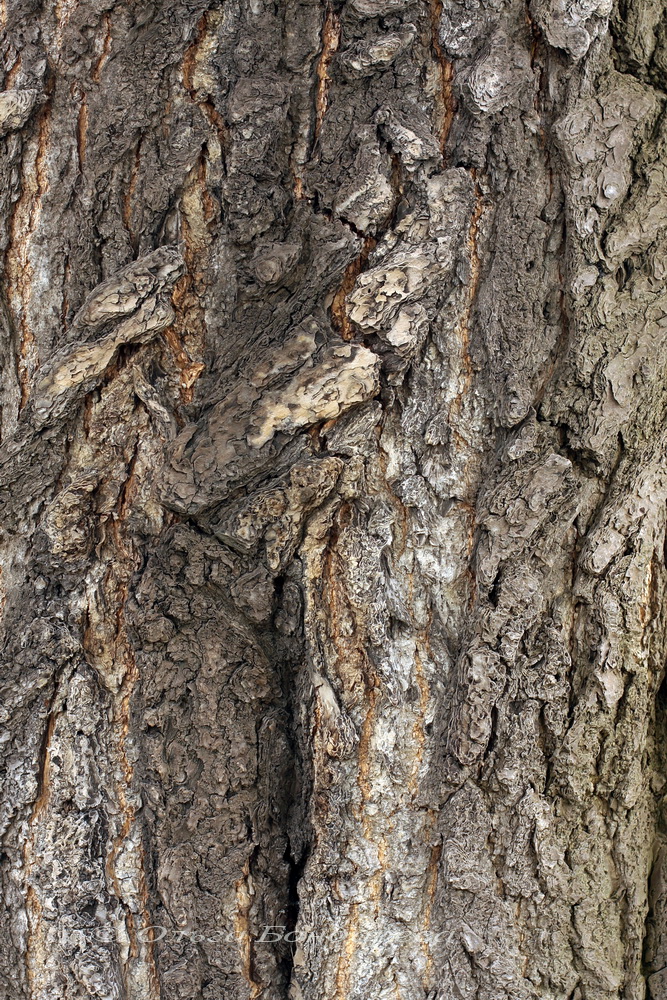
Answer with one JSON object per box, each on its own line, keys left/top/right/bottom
{"left": 1, "top": 1, "right": 667, "bottom": 999}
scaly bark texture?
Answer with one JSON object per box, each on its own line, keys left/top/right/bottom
{"left": 1, "top": 1, "right": 667, "bottom": 998}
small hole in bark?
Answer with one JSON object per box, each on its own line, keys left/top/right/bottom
{"left": 338, "top": 503, "right": 352, "bottom": 528}
{"left": 614, "top": 260, "right": 633, "bottom": 290}
{"left": 657, "top": 671, "right": 667, "bottom": 711}
{"left": 483, "top": 705, "right": 499, "bottom": 760}
{"left": 488, "top": 571, "right": 501, "bottom": 607}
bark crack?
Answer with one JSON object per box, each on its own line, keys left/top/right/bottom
{"left": 429, "top": 0, "right": 455, "bottom": 157}
{"left": 314, "top": 5, "right": 341, "bottom": 145}
{"left": 6, "top": 87, "right": 53, "bottom": 411}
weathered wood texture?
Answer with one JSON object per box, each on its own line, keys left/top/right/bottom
{"left": 1, "top": 0, "right": 667, "bottom": 998}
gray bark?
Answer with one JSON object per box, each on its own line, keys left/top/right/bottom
{"left": 1, "top": 0, "right": 667, "bottom": 998}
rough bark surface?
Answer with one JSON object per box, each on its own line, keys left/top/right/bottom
{"left": 1, "top": 0, "right": 667, "bottom": 998}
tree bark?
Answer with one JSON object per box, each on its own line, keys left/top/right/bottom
{"left": 1, "top": 0, "right": 667, "bottom": 998}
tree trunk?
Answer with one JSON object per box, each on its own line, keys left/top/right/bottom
{"left": 1, "top": 0, "right": 667, "bottom": 997}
